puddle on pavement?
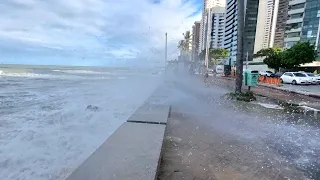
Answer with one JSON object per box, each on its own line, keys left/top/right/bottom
{"left": 253, "top": 102, "right": 284, "bottom": 110}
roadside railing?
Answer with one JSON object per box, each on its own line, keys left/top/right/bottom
{"left": 258, "top": 76, "right": 281, "bottom": 85}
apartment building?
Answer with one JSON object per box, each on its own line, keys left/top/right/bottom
{"left": 301, "top": 0, "right": 320, "bottom": 50}
{"left": 192, "top": 21, "right": 201, "bottom": 61}
{"left": 224, "top": 0, "right": 238, "bottom": 65}
{"left": 224, "top": 0, "right": 260, "bottom": 64}
{"left": 274, "top": 0, "right": 290, "bottom": 48}
{"left": 199, "top": 0, "right": 226, "bottom": 52}
{"left": 209, "top": 7, "right": 226, "bottom": 48}
{"left": 254, "top": 0, "right": 279, "bottom": 53}
{"left": 284, "top": 0, "right": 306, "bottom": 48}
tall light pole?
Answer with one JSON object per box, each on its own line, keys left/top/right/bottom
{"left": 165, "top": 33, "right": 168, "bottom": 72}
{"left": 315, "top": 10, "right": 320, "bottom": 51}
{"left": 205, "top": 8, "right": 212, "bottom": 71}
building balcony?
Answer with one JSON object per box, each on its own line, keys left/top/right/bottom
{"left": 289, "top": 0, "right": 306, "bottom": 5}
{"left": 226, "top": 19, "right": 235, "bottom": 27}
{"left": 232, "top": 36, "right": 237, "bottom": 41}
{"left": 225, "top": 27, "right": 234, "bottom": 35}
{"left": 224, "top": 38, "right": 232, "bottom": 45}
{"left": 224, "top": 34, "right": 232, "bottom": 39}
{"left": 232, "top": 40, "right": 237, "bottom": 46}
{"left": 284, "top": 36, "right": 301, "bottom": 42}
{"left": 287, "top": 18, "right": 303, "bottom": 24}
{"left": 285, "top": 27, "right": 302, "bottom": 33}
{"left": 288, "top": 8, "right": 305, "bottom": 15}
{"left": 224, "top": 44, "right": 231, "bottom": 49}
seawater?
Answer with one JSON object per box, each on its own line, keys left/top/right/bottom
{"left": 0, "top": 64, "right": 162, "bottom": 180}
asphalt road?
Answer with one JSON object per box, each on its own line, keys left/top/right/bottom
{"left": 158, "top": 70, "right": 320, "bottom": 180}
{"left": 281, "top": 83, "right": 320, "bottom": 95}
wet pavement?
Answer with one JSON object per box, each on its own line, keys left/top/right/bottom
{"left": 281, "top": 84, "right": 320, "bottom": 96}
{"left": 157, "top": 70, "right": 320, "bottom": 180}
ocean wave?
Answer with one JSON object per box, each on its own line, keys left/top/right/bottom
{"left": 0, "top": 72, "right": 115, "bottom": 80}
{"left": 0, "top": 72, "right": 53, "bottom": 78}
{"left": 56, "top": 70, "right": 112, "bottom": 75}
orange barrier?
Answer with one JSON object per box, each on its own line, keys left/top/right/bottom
{"left": 258, "top": 75, "right": 280, "bottom": 85}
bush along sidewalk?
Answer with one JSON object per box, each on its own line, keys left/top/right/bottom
{"left": 224, "top": 91, "right": 257, "bottom": 102}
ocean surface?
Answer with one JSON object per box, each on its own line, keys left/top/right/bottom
{"left": 0, "top": 64, "right": 162, "bottom": 180}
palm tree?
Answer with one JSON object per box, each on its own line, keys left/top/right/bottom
{"left": 178, "top": 40, "right": 187, "bottom": 51}
{"left": 178, "top": 31, "right": 192, "bottom": 62}
{"left": 183, "top": 31, "right": 192, "bottom": 61}
{"left": 235, "top": 0, "right": 245, "bottom": 93}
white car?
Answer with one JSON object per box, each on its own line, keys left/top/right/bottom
{"left": 301, "top": 72, "right": 318, "bottom": 84}
{"left": 259, "top": 71, "right": 273, "bottom": 77}
{"left": 280, "top": 72, "right": 311, "bottom": 85}
{"left": 316, "top": 74, "right": 320, "bottom": 84}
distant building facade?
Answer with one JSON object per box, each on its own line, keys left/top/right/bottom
{"left": 224, "top": 0, "right": 260, "bottom": 65}
{"left": 273, "top": 0, "right": 289, "bottom": 48}
{"left": 210, "top": 7, "right": 226, "bottom": 48}
{"left": 284, "top": 0, "right": 306, "bottom": 48}
{"left": 192, "top": 21, "right": 201, "bottom": 61}
{"left": 301, "top": 0, "right": 320, "bottom": 52}
{"left": 254, "top": 0, "right": 279, "bottom": 53}
{"left": 199, "top": 0, "right": 226, "bottom": 52}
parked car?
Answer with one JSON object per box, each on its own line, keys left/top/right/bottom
{"left": 301, "top": 72, "right": 318, "bottom": 84}
{"left": 259, "top": 71, "right": 273, "bottom": 77}
{"left": 270, "top": 72, "right": 284, "bottom": 78}
{"left": 316, "top": 74, "right": 320, "bottom": 84}
{"left": 280, "top": 72, "right": 311, "bottom": 85}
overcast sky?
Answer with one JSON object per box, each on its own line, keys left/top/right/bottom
{"left": 0, "top": 0, "right": 202, "bottom": 66}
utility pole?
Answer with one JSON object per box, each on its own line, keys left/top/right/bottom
{"left": 315, "top": 10, "right": 320, "bottom": 51}
{"left": 235, "top": 0, "right": 245, "bottom": 93}
{"left": 205, "top": 8, "right": 212, "bottom": 71}
{"left": 245, "top": 52, "right": 248, "bottom": 69}
{"left": 165, "top": 32, "right": 168, "bottom": 73}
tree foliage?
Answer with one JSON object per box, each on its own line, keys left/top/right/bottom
{"left": 281, "top": 41, "right": 316, "bottom": 68}
{"left": 209, "top": 48, "right": 229, "bottom": 65}
{"left": 254, "top": 47, "right": 283, "bottom": 71}
{"left": 254, "top": 42, "right": 316, "bottom": 71}
{"left": 178, "top": 31, "right": 192, "bottom": 61}
{"left": 197, "top": 48, "right": 230, "bottom": 65}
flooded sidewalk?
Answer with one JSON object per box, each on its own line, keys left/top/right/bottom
{"left": 158, "top": 73, "right": 320, "bottom": 180}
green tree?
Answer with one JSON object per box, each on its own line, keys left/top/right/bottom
{"left": 209, "top": 48, "right": 229, "bottom": 65}
{"left": 177, "top": 31, "right": 192, "bottom": 61}
{"left": 253, "top": 47, "right": 282, "bottom": 58}
{"left": 282, "top": 41, "right": 316, "bottom": 69}
{"left": 254, "top": 47, "right": 283, "bottom": 72}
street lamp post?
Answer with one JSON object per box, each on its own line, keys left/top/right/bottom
{"left": 165, "top": 33, "right": 168, "bottom": 73}
{"left": 205, "top": 8, "right": 212, "bottom": 71}
{"left": 315, "top": 10, "right": 320, "bottom": 51}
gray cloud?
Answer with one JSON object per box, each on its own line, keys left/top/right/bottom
{"left": 0, "top": 0, "right": 201, "bottom": 65}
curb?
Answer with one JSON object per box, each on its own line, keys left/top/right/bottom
{"left": 215, "top": 77, "right": 320, "bottom": 99}
{"left": 258, "top": 84, "right": 320, "bottom": 99}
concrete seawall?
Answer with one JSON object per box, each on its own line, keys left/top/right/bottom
{"left": 66, "top": 86, "right": 170, "bottom": 180}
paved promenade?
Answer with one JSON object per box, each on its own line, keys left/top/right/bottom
{"left": 157, "top": 71, "right": 320, "bottom": 180}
